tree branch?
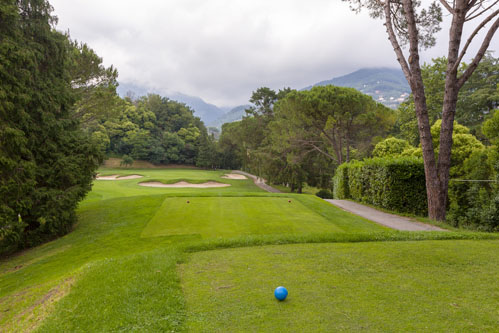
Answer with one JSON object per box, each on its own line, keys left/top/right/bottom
{"left": 454, "top": 9, "right": 498, "bottom": 72}
{"left": 384, "top": 1, "right": 412, "bottom": 81}
{"left": 457, "top": 15, "right": 499, "bottom": 88}
{"left": 309, "top": 143, "right": 337, "bottom": 161}
{"left": 292, "top": 139, "right": 337, "bottom": 161}
{"left": 440, "top": 0, "right": 455, "bottom": 14}
{"left": 466, "top": 1, "right": 499, "bottom": 21}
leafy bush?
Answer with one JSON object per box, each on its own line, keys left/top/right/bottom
{"left": 332, "top": 157, "right": 427, "bottom": 215}
{"left": 447, "top": 148, "right": 499, "bottom": 231}
{"left": 372, "top": 137, "right": 411, "bottom": 157}
{"left": 315, "top": 189, "right": 333, "bottom": 199}
{"left": 332, "top": 163, "right": 349, "bottom": 199}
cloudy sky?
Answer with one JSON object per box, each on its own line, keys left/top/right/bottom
{"left": 50, "top": 0, "right": 497, "bottom": 107}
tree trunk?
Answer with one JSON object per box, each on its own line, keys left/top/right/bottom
{"left": 402, "top": 0, "right": 447, "bottom": 221}
{"left": 381, "top": 0, "right": 498, "bottom": 221}
{"left": 412, "top": 82, "right": 446, "bottom": 220}
{"left": 433, "top": 3, "right": 466, "bottom": 221}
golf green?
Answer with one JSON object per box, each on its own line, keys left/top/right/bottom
{"left": 141, "top": 197, "right": 344, "bottom": 238}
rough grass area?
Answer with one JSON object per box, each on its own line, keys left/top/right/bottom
{"left": 180, "top": 240, "right": 499, "bottom": 332}
{"left": 141, "top": 196, "right": 384, "bottom": 238}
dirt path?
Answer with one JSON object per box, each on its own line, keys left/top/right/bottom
{"left": 232, "top": 171, "right": 282, "bottom": 193}
{"left": 324, "top": 199, "right": 447, "bottom": 231}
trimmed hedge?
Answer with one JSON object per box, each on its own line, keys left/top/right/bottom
{"left": 332, "top": 157, "right": 427, "bottom": 216}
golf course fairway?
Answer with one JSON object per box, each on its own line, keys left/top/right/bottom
{"left": 1, "top": 168, "right": 498, "bottom": 332}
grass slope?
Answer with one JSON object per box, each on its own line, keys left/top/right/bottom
{"left": 0, "top": 168, "right": 497, "bottom": 332}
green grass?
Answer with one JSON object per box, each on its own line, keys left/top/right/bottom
{"left": 89, "top": 168, "right": 264, "bottom": 201}
{"left": 181, "top": 241, "right": 499, "bottom": 332}
{"left": 0, "top": 167, "right": 498, "bottom": 332}
{"left": 141, "top": 196, "right": 384, "bottom": 239}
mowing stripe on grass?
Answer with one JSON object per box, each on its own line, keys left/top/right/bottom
{"left": 141, "top": 197, "right": 344, "bottom": 239}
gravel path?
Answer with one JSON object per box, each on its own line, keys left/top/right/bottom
{"left": 232, "top": 171, "right": 282, "bottom": 193}
{"left": 324, "top": 199, "right": 447, "bottom": 231}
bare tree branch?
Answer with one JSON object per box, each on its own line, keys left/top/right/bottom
{"left": 292, "top": 139, "right": 337, "bottom": 161}
{"left": 454, "top": 9, "right": 499, "bottom": 72}
{"left": 457, "top": 15, "right": 499, "bottom": 87}
{"left": 466, "top": 0, "right": 499, "bottom": 21}
{"left": 440, "top": 0, "right": 455, "bottom": 13}
{"left": 309, "top": 144, "right": 337, "bottom": 161}
{"left": 466, "top": 0, "right": 480, "bottom": 10}
{"left": 384, "top": 1, "right": 412, "bottom": 81}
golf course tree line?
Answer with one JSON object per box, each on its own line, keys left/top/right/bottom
{"left": 219, "top": 52, "right": 498, "bottom": 230}
{"left": 85, "top": 93, "right": 215, "bottom": 167}
{"left": 0, "top": 0, "right": 105, "bottom": 253}
{"left": 217, "top": 86, "right": 396, "bottom": 193}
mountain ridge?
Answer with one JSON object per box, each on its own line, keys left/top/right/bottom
{"left": 117, "top": 67, "right": 411, "bottom": 129}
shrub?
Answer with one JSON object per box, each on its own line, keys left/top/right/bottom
{"left": 447, "top": 148, "right": 499, "bottom": 231}
{"left": 120, "top": 155, "right": 134, "bottom": 167}
{"left": 332, "top": 157, "right": 427, "bottom": 215}
{"left": 372, "top": 137, "right": 411, "bottom": 157}
{"left": 332, "top": 163, "right": 349, "bottom": 199}
{"left": 315, "top": 189, "right": 333, "bottom": 199}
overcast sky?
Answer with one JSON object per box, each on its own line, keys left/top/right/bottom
{"left": 50, "top": 0, "right": 497, "bottom": 107}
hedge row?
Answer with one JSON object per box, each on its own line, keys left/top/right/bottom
{"left": 332, "top": 157, "right": 427, "bottom": 216}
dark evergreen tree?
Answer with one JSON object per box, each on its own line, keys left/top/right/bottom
{"left": 0, "top": 0, "right": 102, "bottom": 253}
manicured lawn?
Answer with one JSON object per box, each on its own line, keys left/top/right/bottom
{"left": 180, "top": 240, "right": 499, "bottom": 332}
{"left": 0, "top": 167, "right": 497, "bottom": 332}
{"left": 90, "top": 168, "right": 264, "bottom": 201}
{"left": 141, "top": 196, "right": 384, "bottom": 238}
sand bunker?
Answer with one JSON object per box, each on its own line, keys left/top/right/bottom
{"left": 138, "top": 181, "right": 231, "bottom": 188}
{"left": 221, "top": 173, "right": 247, "bottom": 180}
{"left": 96, "top": 174, "right": 143, "bottom": 180}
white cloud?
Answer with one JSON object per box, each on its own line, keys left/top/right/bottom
{"left": 50, "top": 0, "right": 497, "bottom": 106}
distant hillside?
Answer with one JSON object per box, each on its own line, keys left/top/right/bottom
{"left": 213, "top": 105, "right": 250, "bottom": 127}
{"left": 116, "top": 83, "right": 226, "bottom": 126}
{"left": 305, "top": 68, "right": 411, "bottom": 108}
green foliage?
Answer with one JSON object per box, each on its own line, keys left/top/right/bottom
{"left": 196, "top": 134, "right": 218, "bottom": 168}
{"left": 372, "top": 137, "right": 411, "bottom": 157}
{"left": 447, "top": 147, "right": 499, "bottom": 231}
{"left": 90, "top": 94, "right": 209, "bottom": 165}
{"left": 430, "top": 120, "right": 485, "bottom": 177}
{"left": 332, "top": 163, "right": 350, "bottom": 199}
{"left": 315, "top": 189, "right": 333, "bottom": 199}
{"left": 120, "top": 154, "right": 134, "bottom": 167}
{"left": 0, "top": 0, "right": 102, "bottom": 253}
{"left": 68, "top": 40, "right": 121, "bottom": 131}
{"left": 396, "top": 54, "right": 499, "bottom": 142}
{"left": 333, "top": 157, "right": 427, "bottom": 215}
{"left": 483, "top": 109, "right": 499, "bottom": 145}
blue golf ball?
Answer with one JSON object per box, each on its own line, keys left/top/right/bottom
{"left": 274, "top": 286, "right": 288, "bottom": 301}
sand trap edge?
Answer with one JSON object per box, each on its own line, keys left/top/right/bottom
{"left": 221, "top": 174, "right": 248, "bottom": 180}
{"left": 96, "top": 174, "right": 144, "bottom": 180}
{"left": 138, "top": 181, "right": 231, "bottom": 188}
